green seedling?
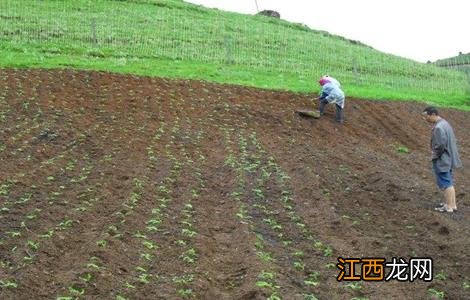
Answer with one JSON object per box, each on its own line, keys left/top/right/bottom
{"left": 304, "top": 272, "right": 321, "bottom": 287}
{"left": 147, "top": 218, "right": 162, "bottom": 226}
{"left": 397, "top": 146, "right": 410, "bottom": 153}
{"left": 182, "top": 228, "right": 197, "bottom": 237}
{"left": 133, "top": 232, "right": 148, "bottom": 239}
{"left": 256, "top": 281, "right": 275, "bottom": 289}
{"left": 0, "top": 279, "right": 18, "bottom": 288}
{"left": 27, "top": 240, "right": 39, "bottom": 251}
{"left": 231, "top": 191, "right": 243, "bottom": 199}
{"left": 124, "top": 282, "right": 136, "bottom": 290}
{"left": 191, "top": 189, "right": 199, "bottom": 198}
{"left": 253, "top": 188, "right": 264, "bottom": 199}
{"left": 75, "top": 206, "right": 87, "bottom": 212}
{"left": 435, "top": 271, "right": 447, "bottom": 280}
{"left": 108, "top": 225, "right": 119, "bottom": 235}
{"left": 177, "top": 289, "right": 193, "bottom": 298}
{"left": 267, "top": 293, "right": 281, "bottom": 300}
{"left": 313, "top": 241, "right": 323, "bottom": 250}
{"left": 182, "top": 248, "right": 198, "bottom": 264}
{"left": 463, "top": 281, "right": 470, "bottom": 289}
{"left": 157, "top": 185, "right": 170, "bottom": 194}
{"left": 293, "top": 261, "right": 305, "bottom": 271}
{"left": 146, "top": 225, "right": 158, "bottom": 232}
{"left": 138, "top": 273, "right": 151, "bottom": 284}
{"left": 181, "top": 220, "right": 193, "bottom": 227}
{"left": 0, "top": 183, "right": 11, "bottom": 196}
{"left": 79, "top": 273, "right": 93, "bottom": 282}
{"left": 323, "top": 246, "right": 333, "bottom": 257}
{"left": 57, "top": 219, "right": 73, "bottom": 230}
{"left": 86, "top": 262, "right": 101, "bottom": 270}
{"left": 96, "top": 240, "right": 107, "bottom": 248}
{"left": 17, "top": 193, "right": 32, "bottom": 204}
{"left": 23, "top": 254, "right": 34, "bottom": 262}
{"left": 427, "top": 288, "right": 445, "bottom": 299}
{"left": 69, "top": 286, "right": 85, "bottom": 296}
{"left": 346, "top": 282, "right": 362, "bottom": 291}
{"left": 175, "top": 239, "right": 187, "bottom": 246}
{"left": 283, "top": 240, "right": 293, "bottom": 246}
{"left": 325, "top": 263, "right": 336, "bottom": 269}
{"left": 142, "top": 240, "right": 157, "bottom": 250}
{"left": 140, "top": 252, "right": 154, "bottom": 261}
{"left": 257, "top": 251, "right": 275, "bottom": 262}
{"left": 283, "top": 204, "right": 293, "bottom": 210}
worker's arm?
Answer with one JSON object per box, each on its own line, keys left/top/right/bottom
{"left": 319, "top": 91, "right": 328, "bottom": 100}
{"left": 432, "top": 127, "right": 447, "bottom": 160}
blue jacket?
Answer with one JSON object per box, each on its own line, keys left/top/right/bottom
{"left": 319, "top": 82, "right": 345, "bottom": 108}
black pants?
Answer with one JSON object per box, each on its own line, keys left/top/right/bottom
{"left": 319, "top": 100, "right": 344, "bottom": 123}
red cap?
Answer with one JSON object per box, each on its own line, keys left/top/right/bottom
{"left": 319, "top": 76, "right": 330, "bottom": 86}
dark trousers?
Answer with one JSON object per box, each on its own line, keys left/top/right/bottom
{"left": 319, "top": 99, "right": 344, "bottom": 123}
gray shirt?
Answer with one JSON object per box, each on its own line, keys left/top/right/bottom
{"left": 431, "top": 118, "right": 462, "bottom": 172}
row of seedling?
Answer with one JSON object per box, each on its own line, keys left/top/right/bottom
{"left": 112, "top": 121, "right": 205, "bottom": 299}
{"left": 2, "top": 121, "right": 113, "bottom": 277}
{"left": 0, "top": 123, "right": 92, "bottom": 201}
{"left": 56, "top": 120, "right": 164, "bottom": 300}
{"left": 220, "top": 127, "right": 283, "bottom": 299}
{"left": 71, "top": 121, "right": 180, "bottom": 299}
{"left": 169, "top": 125, "right": 206, "bottom": 299}
{"left": 2, "top": 153, "right": 96, "bottom": 271}
{"left": 231, "top": 129, "right": 328, "bottom": 298}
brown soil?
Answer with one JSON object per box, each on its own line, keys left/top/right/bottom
{"left": 0, "top": 69, "right": 469, "bottom": 300}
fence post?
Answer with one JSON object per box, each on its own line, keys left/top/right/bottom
{"left": 466, "top": 71, "right": 470, "bottom": 95}
{"left": 353, "top": 57, "right": 360, "bottom": 85}
{"left": 224, "top": 36, "right": 233, "bottom": 64}
{"left": 91, "top": 17, "right": 97, "bottom": 44}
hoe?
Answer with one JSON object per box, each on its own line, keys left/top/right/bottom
{"left": 295, "top": 109, "right": 320, "bottom": 118}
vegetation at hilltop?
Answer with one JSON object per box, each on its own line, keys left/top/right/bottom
{"left": 0, "top": 0, "right": 468, "bottom": 109}
{"left": 434, "top": 52, "right": 470, "bottom": 78}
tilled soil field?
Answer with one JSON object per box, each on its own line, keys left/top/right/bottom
{"left": 0, "top": 69, "right": 469, "bottom": 300}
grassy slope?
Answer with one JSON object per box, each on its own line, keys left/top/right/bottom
{"left": 435, "top": 53, "right": 470, "bottom": 78}
{"left": 0, "top": 0, "right": 469, "bottom": 109}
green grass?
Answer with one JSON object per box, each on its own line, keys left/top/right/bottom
{"left": 435, "top": 52, "right": 470, "bottom": 66}
{"left": 434, "top": 53, "right": 470, "bottom": 83}
{"left": 0, "top": 0, "right": 469, "bottom": 109}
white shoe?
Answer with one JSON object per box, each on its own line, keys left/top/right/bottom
{"left": 434, "top": 205, "right": 453, "bottom": 213}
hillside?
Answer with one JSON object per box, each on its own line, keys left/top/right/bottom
{"left": 0, "top": 69, "right": 469, "bottom": 299}
{"left": 0, "top": 0, "right": 468, "bottom": 108}
{"left": 435, "top": 52, "right": 470, "bottom": 76}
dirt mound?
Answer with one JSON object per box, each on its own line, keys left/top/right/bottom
{"left": 0, "top": 69, "right": 469, "bottom": 299}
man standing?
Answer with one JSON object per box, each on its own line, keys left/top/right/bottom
{"left": 422, "top": 106, "right": 462, "bottom": 212}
